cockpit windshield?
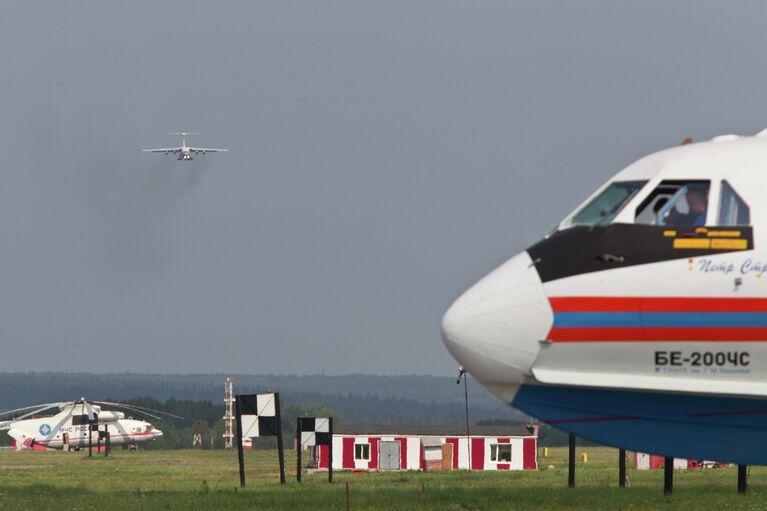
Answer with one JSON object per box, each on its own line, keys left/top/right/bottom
{"left": 568, "top": 180, "right": 647, "bottom": 226}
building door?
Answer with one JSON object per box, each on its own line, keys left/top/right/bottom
{"left": 379, "top": 441, "right": 401, "bottom": 470}
{"left": 441, "top": 443, "right": 453, "bottom": 470}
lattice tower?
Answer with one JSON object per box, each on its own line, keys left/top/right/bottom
{"left": 223, "top": 376, "right": 235, "bottom": 449}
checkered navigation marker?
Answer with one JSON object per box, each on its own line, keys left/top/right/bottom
{"left": 238, "top": 393, "right": 278, "bottom": 438}
{"left": 236, "top": 392, "right": 286, "bottom": 486}
{"left": 298, "top": 417, "right": 331, "bottom": 446}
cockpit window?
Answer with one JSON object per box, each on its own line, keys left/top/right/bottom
{"left": 635, "top": 180, "right": 710, "bottom": 227}
{"left": 719, "top": 180, "right": 750, "bottom": 226}
{"left": 569, "top": 181, "right": 647, "bottom": 226}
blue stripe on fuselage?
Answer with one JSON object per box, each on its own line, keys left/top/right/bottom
{"left": 553, "top": 312, "right": 767, "bottom": 328}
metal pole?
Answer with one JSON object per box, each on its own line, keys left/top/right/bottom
{"left": 296, "top": 418, "right": 302, "bottom": 483}
{"left": 619, "top": 448, "right": 626, "bottom": 488}
{"left": 457, "top": 368, "right": 471, "bottom": 469}
{"left": 664, "top": 457, "right": 673, "bottom": 495}
{"left": 105, "top": 431, "right": 110, "bottom": 457}
{"left": 235, "top": 397, "right": 246, "bottom": 487}
{"left": 328, "top": 417, "right": 333, "bottom": 483}
{"left": 464, "top": 373, "right": 471, "bottom": 468}
{"left": 275, "top": 393, "right": 286, "bottom": 484}
{"left": 88, "top": 427, "right": 92, "bottom": 458}
{"left": 738, "top": 464, "right": 747, "bottom": 494}
{"left": 568, "top": 434, "right": 575, "bottom": 487}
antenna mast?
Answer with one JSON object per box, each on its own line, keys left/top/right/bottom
{"left": 223, "top": 376, "right": 235, "bottom": 449}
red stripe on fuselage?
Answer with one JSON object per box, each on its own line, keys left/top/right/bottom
{"left": 548, "top": 327, "right": 767, "bottom": 342}
{"left": 549, "top": 297, "right": 767, "bottom": 313}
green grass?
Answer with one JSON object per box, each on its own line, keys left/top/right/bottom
{"left": 0, "top": 447, "right": 764, "bottom": 510}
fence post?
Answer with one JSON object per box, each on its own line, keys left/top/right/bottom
{"left": 568, "top": 434, "right": 575, "bottom": 487}
{"left": 738, "top": 464, "right": 747, "bottom": 494}
{"left": 619, "top": 448, "right": 626, "bottom": 488}
{"left": 664, "top": 457, "right": 673, "bottom": 495}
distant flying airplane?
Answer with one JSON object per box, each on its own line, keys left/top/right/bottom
{"left": 442, "top": 130, "right": 767, "bottom": 465}
{"left": 142, "top": 132, "right": 228, "bottom": 161}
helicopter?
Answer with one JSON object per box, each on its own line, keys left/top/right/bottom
{"left": 0, "top": 398, "right": 180, "bottom": 451}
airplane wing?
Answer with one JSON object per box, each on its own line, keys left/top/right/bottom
{"left": 141, "top": 147, "right": 182, "bottom": 153}
{"left": 188, "top": 147, "right": 228, "bottom": 154}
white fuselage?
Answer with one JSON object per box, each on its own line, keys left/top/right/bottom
{"left": 441, "top": 132, "right": 767, "bottom": 463}
{"left": 179, "top": 137, "right": 192, "bottom": 160}
{"left": 443, "top": 133, "right": 767, "bottom": 404}
{"left": 7, "top": 412, "right": 162, "bottom": 450}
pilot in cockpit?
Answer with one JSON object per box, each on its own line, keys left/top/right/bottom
{"left": 664, "top": 187, "right": 708, "bottom": 227}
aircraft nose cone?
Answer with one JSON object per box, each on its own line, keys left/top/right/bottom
{"left": 441, "top": 251, "right": 553, "bottom": 402}
{"left": 155, "top": 430, "right": 163, "bottom": 438}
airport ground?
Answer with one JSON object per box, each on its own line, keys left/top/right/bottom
{"left": 0, "top": 447, "right": 765, "bottom": 510}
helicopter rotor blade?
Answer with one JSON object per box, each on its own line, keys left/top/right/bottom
{"left": 0, "top": 402, "right": 71, "bottom": 421}
{"left": 92, "top": 401, "right": 184, "bottom": 421}
{"left": 48, "top": 405, "right": 79, "bottom": 443}
{"left": 83, "top": 400, "right": 98, "bottom": 424}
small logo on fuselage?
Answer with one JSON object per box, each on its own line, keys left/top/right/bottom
{"left": 39, "top": 423, "right": 52, "bottom": 435}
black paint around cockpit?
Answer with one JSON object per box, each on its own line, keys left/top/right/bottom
{"left": 526, "top": 224, "right": 753, "bottom": 283}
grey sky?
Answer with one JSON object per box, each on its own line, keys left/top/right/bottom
{"left": 0, "top": 1, "right": 765, "bottom": 374}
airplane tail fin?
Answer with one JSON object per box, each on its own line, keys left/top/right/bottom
{"left": 169, "top": 132, "right": 197, "bottom": 147}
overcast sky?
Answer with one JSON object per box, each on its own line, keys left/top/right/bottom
{"left": 1, "top": 1, "right": 766, "bottom": 375}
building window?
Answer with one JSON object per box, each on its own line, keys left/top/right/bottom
{"left": 490, "top": 444, "right": 512, "bottom": 463}
{"left": 719, "top": 180, "right": 750, "bottom": 226}
{"left": 354, "top": 443, "right": 370, "bottom": 461}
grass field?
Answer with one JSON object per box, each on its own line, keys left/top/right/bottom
{"left": 0, "top": 447, "right": 765, "bottom": 510}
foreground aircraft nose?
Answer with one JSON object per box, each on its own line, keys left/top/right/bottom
{"left": 441, "top": 251, "right": 553, "bottom": 402}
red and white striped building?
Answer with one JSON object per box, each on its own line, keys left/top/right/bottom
{"left": 634, "top": 453, "right": 695, "bottom": 470}
{"left": 311, "top": 425, "right": 537, "bottom": 471}
{"left": 634, "top": 453, "right": 727, "bottom": 470}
